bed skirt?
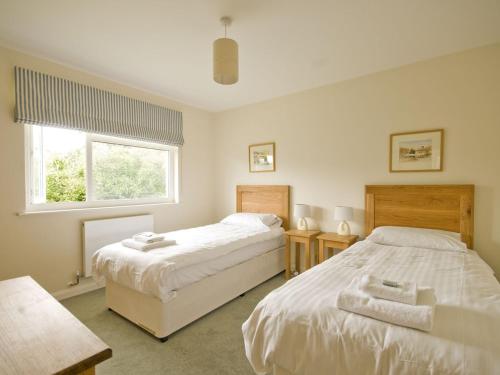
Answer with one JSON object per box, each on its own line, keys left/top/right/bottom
{"left": 106, "top": 246, "right": 285, "bottom": 339}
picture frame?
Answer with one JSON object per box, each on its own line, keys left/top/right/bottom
{"left": 249, "top": 142, "right": 275, "bottom": 173}
{"left": 390, "top": 129, "right": 443, "bottom": 172}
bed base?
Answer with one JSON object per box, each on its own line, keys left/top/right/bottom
{"left": 105, "top": 246, "right": 285, "bottom": 340}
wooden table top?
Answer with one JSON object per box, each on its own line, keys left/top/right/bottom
{"left": 284, "top": 229, "right": 321, "bottom": 238}
{"left": 317, "top": 232, "right": 359, "bottom": 243}
{"left": 0, "top": 276, "right": 112, "bottom": 375}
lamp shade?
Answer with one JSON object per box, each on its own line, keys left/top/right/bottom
{"left": 213, "top": 37, "right": 238, "bottom": 85}
{"left": 294, "top": 204, "right": 311, "bottom": 218}
{"left": 334, "top": 206, "right": 353, "bottom": 221}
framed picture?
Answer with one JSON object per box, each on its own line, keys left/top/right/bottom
{"left": 249, "top": 142, "right": 275, "bottom": 172}
{"left": 390, "top": 129, "right": 443, "bottom": 172}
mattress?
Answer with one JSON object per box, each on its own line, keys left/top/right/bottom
{"left": 165, "top": 235, "right": 284, "bottom": 294}
{"left": 93, "top": 222, "right": 284, "bottom": 302}
{"left": 242, "top": 240, "right": 500, "bottom": 375}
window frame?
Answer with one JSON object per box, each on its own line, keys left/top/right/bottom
{"left": 24, "top": 125, "right": 180, "bottom": 213}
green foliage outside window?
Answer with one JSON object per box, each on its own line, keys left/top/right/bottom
{"left": 44, "top": 144, "right": 167, "bottom": 203}
{"left": 46, "top": 150, "right": 86, "bottom": 202}
{"left": 92, "top": 142, "right": 167, "bottom": 200}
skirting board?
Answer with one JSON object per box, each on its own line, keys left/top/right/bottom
{"left": 52, "top": 277, "right": 105, "bottom": 301}
{"left": 106, "top": 246, "right": 285, "bottom": 339}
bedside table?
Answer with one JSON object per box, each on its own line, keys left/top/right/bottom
{"left": 284, "top": 229, "right": 321, "bottom": 280}
{"left": 317, "top": 233, "right": 358, "bottom": 263}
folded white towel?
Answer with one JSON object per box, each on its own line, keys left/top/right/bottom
{"left": 121, "top": 238, "right": 176, "bottom": 251}
{"left": 132, "top": 232, "right": 165, "bottom": 244}
{"left": 359, "top": 274, "right": 418, "bottom": 305}
{"left": 336, "top": 279, "right": 436, "bottom": 332}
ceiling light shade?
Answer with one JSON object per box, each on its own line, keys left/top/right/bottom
{"left": 213, "top": 17, "right": 238, "bottom": 85}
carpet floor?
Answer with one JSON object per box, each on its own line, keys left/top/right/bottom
{"left": 62, "top": 274, "right": 285, "bottom": 375}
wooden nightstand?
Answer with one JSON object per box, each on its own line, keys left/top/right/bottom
{"left": 284, "top": 229, "right": 321, "bottom": 280}
{"left": 317, "top": 233, "right": 358, "bottom": 263}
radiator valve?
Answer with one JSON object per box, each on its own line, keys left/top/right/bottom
{"left": 68, "top": 271, "right": 81, "bottom": 287}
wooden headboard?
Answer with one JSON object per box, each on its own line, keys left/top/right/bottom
{"left": 365, "top": 185, "right": 474, "bottom": 248}
{"left": 237, "top": 185, "right": 290, "bottom": 230}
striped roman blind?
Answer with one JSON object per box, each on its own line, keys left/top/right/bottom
{"left": 14, "top": 67, "right": 184, "bottom": 146}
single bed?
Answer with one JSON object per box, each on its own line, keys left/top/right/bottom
{"left": 242, "top": 185, "right": 500, "bottom": 375}
{"left": 93, "top": 185, "right": 290, "bottom": 341}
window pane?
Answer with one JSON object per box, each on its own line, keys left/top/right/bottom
{"left": 30, "top": 125, "right": 86, "bottom": 203}
{"left": 92, "top": 142, "right": 168, "bottom": 200}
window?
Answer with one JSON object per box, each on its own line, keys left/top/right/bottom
{"left": 26, "top": 125, "right": 178, "bottom": 211}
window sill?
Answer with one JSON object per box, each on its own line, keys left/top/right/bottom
{"left": 18, "top": 201, "right": 178, "bottom": 216}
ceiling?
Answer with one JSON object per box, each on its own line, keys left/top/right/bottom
{"left": 1, "top": 1, "right": 500, "bottom": 112}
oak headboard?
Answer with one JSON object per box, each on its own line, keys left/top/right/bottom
{"left": 365, "top": 185, "right": 474, "bottom": 248}
{"left": 237, "top": 185, "right": 290, "bottom": 230}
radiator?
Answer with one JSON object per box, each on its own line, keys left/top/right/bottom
{"left": 83, "top": 214, "right": 154, "bottom": 277}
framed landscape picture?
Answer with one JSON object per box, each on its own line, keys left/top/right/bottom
{"left": 390, "top": 129, "right": 443, "bottom": 172}
{"left": 249, "top": 142, "right": 275, "bottom": 172}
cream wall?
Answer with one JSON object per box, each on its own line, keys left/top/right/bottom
{"left": 213, "top": 43, "right": 500, "bottom": 277}
{"left": 0, "top": 46, "right": 216, "bottom": 293}
{"left": 2, "top": 43, "right": 500, "bottom": 294}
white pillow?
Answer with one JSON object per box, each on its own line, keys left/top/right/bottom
{"left": 220, "top": 213, "right": 282, "bottom": 228}
{"left": 366, "top": 226, "right": 467, "bottom": 251}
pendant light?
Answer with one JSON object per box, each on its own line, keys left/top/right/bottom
{"left": 213, "top": 16, "right": 238, "bottom": 85}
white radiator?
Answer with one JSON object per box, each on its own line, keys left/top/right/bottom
{"left": 83, "top": 214, "right": 154, "bottom": 277}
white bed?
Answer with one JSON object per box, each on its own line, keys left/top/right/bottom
{"left": 164, "top": 234, "right": 284, "bottom": 295}
{"left": 93, "top": 222, "right": 285, "bottom": 302}
{"left": 93, "top": 185, "right": 290, "bottom": 341}
{"left": 242, "top": 185, "right": 500, "bottom": 375}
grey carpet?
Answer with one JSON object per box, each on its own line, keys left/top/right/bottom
{"left": 62, "top": 274, "right": 285, "bottom": 375}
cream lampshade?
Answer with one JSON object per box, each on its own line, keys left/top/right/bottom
{"left": 213, "top": 16, "right": 238, "bottom": 85}
{"left": 294, "top": 204, "right": 311, "bottom": 231}
{"left": 334, "top": 206, "right": 353, "bottom": 235}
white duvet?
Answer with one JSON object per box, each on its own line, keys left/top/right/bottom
{"left": 242, "top": 240, "right": 500, "bottom": 375}
{"left": 92, "top": 223, "right": 283, "bottom": 302}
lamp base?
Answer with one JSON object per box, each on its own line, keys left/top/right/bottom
{"left": 337, "top": 220, "right": 351, "bottom": 235}
{"left": 297, "top": 217, "right": 309, "bottom": 231}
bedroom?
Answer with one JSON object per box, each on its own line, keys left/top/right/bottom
{"left": 0, "top": 1, "right": 499, "bottom": 374}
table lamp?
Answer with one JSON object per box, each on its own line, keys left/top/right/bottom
{"left": 335, "top": 206, "right": 353, "bottom": 235}
{"left": 294, "top": 204, "right": 311, "bottom": 230}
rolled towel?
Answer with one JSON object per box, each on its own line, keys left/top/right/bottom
{"left": 359, "top": 274, "right": 417, "bottom": 305}
{"left": 121, "top": 238, "right": 176, "bottom": 251}
{"left": 133, "top": 232, "right": 165, "bottom": 244}
{"left": 337, "top": 278, "right": 436, "bottom": 332}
